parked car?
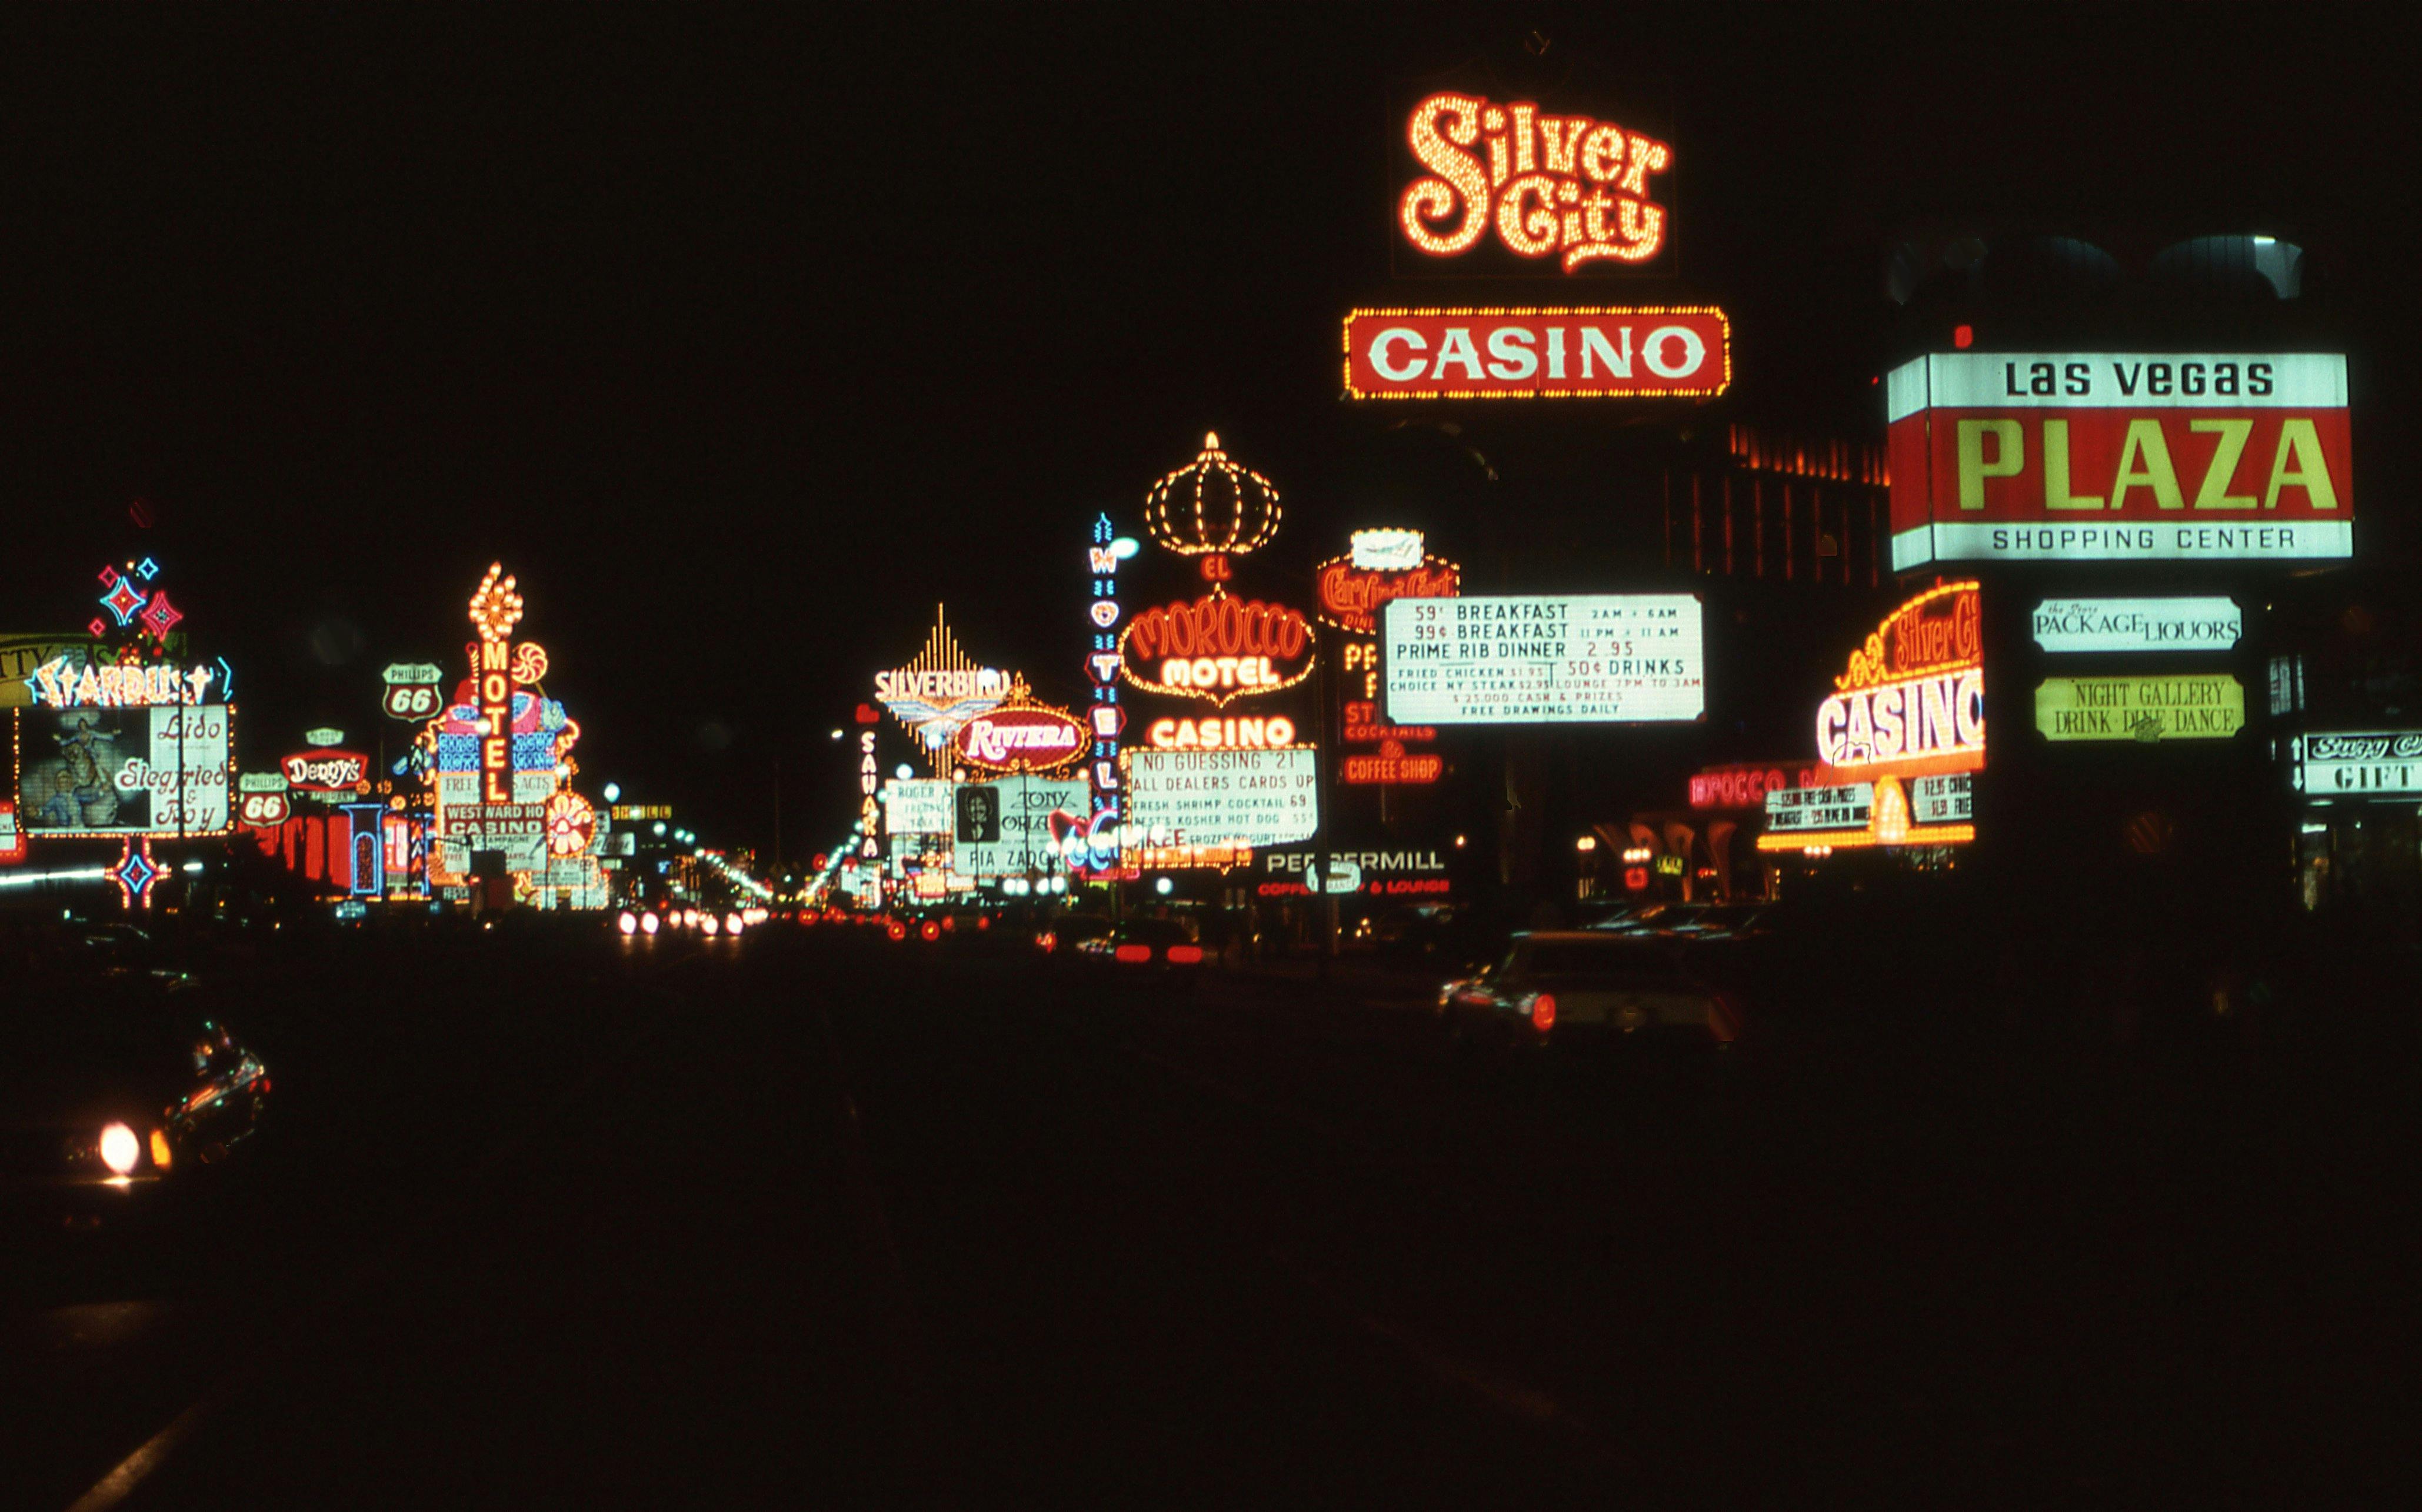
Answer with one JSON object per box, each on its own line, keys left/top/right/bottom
{"left": 1438, "top": 930, "right": 1741, "bottom": 1059}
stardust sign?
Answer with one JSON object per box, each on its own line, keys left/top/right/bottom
{"left": 1342, "top": 308, "right": 1729, "bottom": 400}
{"left": 2031, "top": 598, "right": 2242, "bottom": 654}
{"left": 1383, "top": 595, "right": 1704, "bottom": 725}
{"left": 1885, "top": 352, "right": 2351, "bottom": 569}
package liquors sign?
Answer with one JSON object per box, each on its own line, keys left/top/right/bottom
{"left": 2034, "top": 675, "right": 2246, "bottom": 742}
{"left": 2291, "top": 731, "right": 2422, "bottom": 798}
{"left": 1885, "top": 352, "right": 2351, "bottom": 569}
{"left": 1127, "top": 748, "right": 1318, "bottom": 849}
{"left": 1382, "top": 595, "right": 1704, "bottom": 724}
{"left": 2031, "top": 598, "right": 2242, "bottom": 653}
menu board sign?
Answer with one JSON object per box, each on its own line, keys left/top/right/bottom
{"left": 1381, "top": 595, "right": 1704, "bottom": 725}
{"left": 1127, "top": 749, "right": 1318, "bottom": 849}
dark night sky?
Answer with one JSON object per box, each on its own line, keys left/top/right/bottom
{"left": 6, "top": 5, "right": 2412, "bottom": 859}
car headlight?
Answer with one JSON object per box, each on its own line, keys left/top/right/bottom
{"left": 99, "top": 1122, "right": 141, "bottom": 1175}
{"left": 149, "top": 1128, "right": 174, "bottom": 1170}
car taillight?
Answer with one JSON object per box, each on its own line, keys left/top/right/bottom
{"left": 1167, "top": 945, "right": 1202, "bottom": 964}
{"left": 1115, "top": 944, "right": 1152, "bottom": 963}
{"left": 1036, "top": 931, "right": 1056, "bottom": 952}
{"left": 921, "top": 920, "right": 941, "bottom": 942}
{"left": 1531, "top": 993, "right": 1557, "bottom": 1032}
{"left": 149, "top": 1129, "right": 173, "bottom": 1170}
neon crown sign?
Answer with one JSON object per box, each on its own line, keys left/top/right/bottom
{"left": 1400, "top": 93, "right": 1672, "bottom": 271}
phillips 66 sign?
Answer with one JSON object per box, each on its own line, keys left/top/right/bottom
{"left": 1885, "top": 352, "right": 2351, "bottom": 569}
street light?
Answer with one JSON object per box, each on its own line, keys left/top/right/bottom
{"left": 603, "top": 782, "right": 622, "bottom": 803}
{"left": 829, "top": 729, "right": 844, "bottom": 740}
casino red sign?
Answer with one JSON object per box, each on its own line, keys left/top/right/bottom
{"left": 0, "top": 800, "right": 24, "bottom": 865}
{"left": 954, "top": 703, "right": 1086, "bottom": 773}
{"left": 1118, "top": 592, "right": 1314, "bottom": 707}
{"left": 1344, "top": 307, "right": 1730, "bottom": 400}
{"left": 282, "top": 750, "right": 369, "bottom": 792}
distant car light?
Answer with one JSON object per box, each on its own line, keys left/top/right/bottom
{"left": 1035, "top": 931, "right": 1056, "bottom": 952}
{"left": 1531, "top": 993, "right": 1557, "bottom": 1032}
{"left": 617, "top": 911, "right": 637, "bottom": 935}
{"left": 1167, "top": 945, "right": 1203, "bottom": 964}
{"left": 641, "top": 912, "right": 659, "bottom": 934}
{"left": 726, "top": 912, "right": 745, "bottom": 934}
{"left": 920, "top": 920, "right": 941, "bottom": 942}
{"left": 99, "top": 1122, "right": 141, "bottom": 1174}
{"left": 149, "top": 1128, "right": 173, "bottom": 1170}
{"left": 701, "top": 914, "right": 721, "bottom": 936}
{"left": 1115, "top": 944, "right": 1152, "bottom": 963}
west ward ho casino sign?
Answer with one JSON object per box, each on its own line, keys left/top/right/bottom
{"left": 1885, "top": 352, "right": 2351, "bottom": 569}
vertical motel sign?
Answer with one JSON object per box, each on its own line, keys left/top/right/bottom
{"left": 1084, "top": 515, "right": 1135, "bottom": 873}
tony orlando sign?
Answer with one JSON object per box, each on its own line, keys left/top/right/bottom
{"left": 2034, "top": 676, "right": 2246, "bottom": 742}
{"left": 1885, "top": 352, "right": 2350, "bottom": 569}
{"left": 1344, "top": 308, "right": 1728, "bottom": 400}
{"left": 1383, "top": 595, "right": 1703, "bottom": 725}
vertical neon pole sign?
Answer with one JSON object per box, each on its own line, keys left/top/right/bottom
{"left": 1084, "top": 515, "right": 1137, "bottom": 873}
{"left": 467, "top": 565, "right": 524, "bottom": 806}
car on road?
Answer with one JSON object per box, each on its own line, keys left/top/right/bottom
{"left": 1438, "top": 930, "right": 1740, "bottom": 1059}
{"left": 1072, "top": 918, "right": 1207, "bottom": 983}
{"left": 1590, "top": 901, "right": 1772, "bottom": 939}
{"left": 1, "top": 969, "right": 271, "bottom": 1228}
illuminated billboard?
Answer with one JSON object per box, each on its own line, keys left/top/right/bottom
{"left": 1343, "top": 308, "right": 1730, "bottom": 400}
{"left": 1397, "top": 93, "right": 1673, "bottom": 273}
{"left": 953, "top": 775, "right": 1088, "bottom": 879}
{"left": 1315, "top": 530, "right": 1461, "bottom": 633}
{"left": 952, "top": 699, "right": 1085, "bottom": 775}
{"left": 2034, "top": 676, "right": 2246, "bottom": 742}
{"left": 1885, "top": 352, "right": 2351, "bottom": 569}
{"left": 1118, "top": 594, "right": 1314, "bottom": 705}
{"left": 2291, "top": 732, "right": 2422, "bottom": 799}
{"left": 1816, "top": 581, "right": 1985, "bottom": 775}
{"left": 875, "top": 606, "right": 1011, "bottom": 754}
{"left": 14, "top": 704, "right": 230, "bottom": 837}
{"left": 2031, "top": 598, "right": 2242, "bottom": 653}
{"left": 1382, "top": 595, "right": 1704, "bottom": 725}
{"left": 1761, "top": 773, "right": 1973, "bottom": 849}
{"left": 881, "top": 778, "right": 957, "bottom": 835}
{"left": 1127, "top": 748, "right": 1317, "bottom": 850}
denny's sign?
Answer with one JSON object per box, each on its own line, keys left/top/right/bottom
{"left": 1885, "top": 352, "right": 2351, "bottom": 570}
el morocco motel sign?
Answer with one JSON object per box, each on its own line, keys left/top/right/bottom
{"left": 1885, "top": 352, "right": 2350, "bottom": 569}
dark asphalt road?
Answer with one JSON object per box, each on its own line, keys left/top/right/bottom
{"left": 5, "top": 924, "right": 2412, "bottom": 1509}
